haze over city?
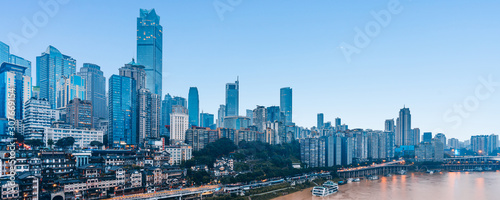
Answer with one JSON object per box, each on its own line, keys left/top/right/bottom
{"left": 1, "top": 0, "right": 499, "bottom": 140}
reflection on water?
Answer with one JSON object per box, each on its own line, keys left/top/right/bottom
{"left": 274, "top": 171, "right": 500, "bottom": 200}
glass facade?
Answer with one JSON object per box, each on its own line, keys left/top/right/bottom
{"left": 0, "top": 63, "right": 31, "bottom": 120}
{"left": 9, "top": 54, "right": 32, "bottom": 77}
{"left": 0, "top": 41, "right": 8, "bottom": 65}
{"left": 137, "top": 9, "right": 162, "bottom": 95}
{"left": 108, "top": 75, "right": 137, "bottom": 148}
{"left": 200, "top": 112, "right": 214, "bottom": 128}
{"left": 280, "top": 87, "right": 292, "bottom": 124}
{"left": 36, "top": 46, "right": 76, "bottom": 109}
{"left": 225, "top": 79, "right": 239, "bottom": 117}
{"left": 188, "top": 87, "right": 199, "bottom": 126}
{"left": 56, "top": 74, "right": 86, "bottom": 108}
{"left": 78, "top": 63, "right": 107, "bottom": 126}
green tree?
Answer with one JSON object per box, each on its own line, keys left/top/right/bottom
{"left": 55, "top": 137, "right": 75, "bottom": 149}
{"left": 90, "top": 141, "right": 104, "bottom": 148}
{"left": 25, "top": 139, "right": 44, "bottom": 149}
{"left": 47, "top": 139, "right": 54, "bottom": 149}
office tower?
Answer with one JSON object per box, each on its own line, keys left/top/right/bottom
{"left": 411, "top": 128, "right": 420, "bottom": 145}
{"left": 225, "top": 78, "right": 239, "bottom": 116}
{"left": 200, "top": 112, "right": 214, "bottom": 128}
{"left": 317, "top": 113, "right": 324, "bottom": 129}
{"left": 0, "top": 63, "right": 32, "bottom": 121}
{"left": 217, "top": 104, "right": 226, "bottom": 128}
{"left": 0, "top": 41, "right": 8, "bottom": 64}
{"left": 108, "top": 75, "right": 137, "bottom": 148}
{"left": 385, "top": 119, "right": 395, "bottom": 132}
{"left": 423, "top": 132, "right": 432, "bottom": 143}
{"left": 172, "top": 96, "right": 187, "bottom": 107}
{"left": 434, "top": 133, "right": 446, "bottom": 149}
{"left": 396, "top": 107, "right": 411, "bottom": 146}
{"left": 9, "top": 55, "right": 31, "bottom": 77}
{"left": 32, "top": 86, "right": 40, "bottom": 99}
{"left": 489, "top": 134, "right": 499, "bottom": 154}
{"left": 335, "top": 118, "right": 341, "bottom": 128}
{"left": 266, "top": 106, "right": 283, "bottom": 123}
{"left": 77, "top": 63, "right": 106, "bottom": 126}
{"left": 252, "top": 106, "right": 266, "bottom": 132}
{"left": 119, "top": 59, "right": 146, "bottom": 90}
{"left": 162, "top": 94, "right": 172, "bottom": 126}
{"left": 280, "top": 87, "right": 292, "bottom": 124}
{"left": 246, "top": 109, "right": 253, "bottom": 125}
{"left": 138, "top": 88, "right": 162, "bottom": 145}
{"left": 448, "top": 138, "right": 460, "bottom": 149}
{"left": 56, "top": 74, "right": 86, "bottom": 108}
{"left": 188, "top": 87, "right": 199, "bottom": 126}
{"left": 170, "top": 105, "right": 189, "bottom": 142}
{"left": 36, "top": 46, "right": 76, "bottom": 109}
{"left": 137, "top": 9, "right": 162, "bottom": 95}
{"left": 66, "top": 98, "right": 92, "bottom": 129}
{"left": 23, "top": 97, "right": 59, "bottom": 140}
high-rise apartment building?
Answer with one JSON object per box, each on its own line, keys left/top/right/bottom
{"left": 396, "top": 107, "right": 411, "bottom": 146}
{"left": 170, "top": 105, "right": 189, "bottom": 142}
{"left": 317, "top": 113, "right": 324, "bottom": 129}
{"left": 66, "top": 98, "right": 92, "bottom": 129}
{"left": 56, "top": 74, "right": 86, "bottom": 108}
{"left": 23, "top": 97, "right": 59, "bottom": 140}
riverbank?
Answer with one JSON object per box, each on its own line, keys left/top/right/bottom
{"left": 271, "top": 171, "right": 500, "bottom": 200}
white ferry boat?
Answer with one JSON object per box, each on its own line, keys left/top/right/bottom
{"left": 312, "top": 181, "right": 339, "bottom": 197}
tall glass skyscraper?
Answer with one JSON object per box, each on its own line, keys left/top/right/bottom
{"left": 36, "top": 46, "right": 76, "bottom": 109}
{"left": 188, "top": 87, "right": 199, "bottom": 126}
{"left": 200, "top": 112, "right": 214, "bottom": 128}
{"left": 78, "top": 63, "right": 107, "bottom": 126}
{"left": 225, "top": 78, "right": 239, "bottom": 117}
{"left": 280, "top": 87, "right": 292, "bottom": 124}
{"left": 317, "top": 113, "right": 324, "bottom": 129}
{"left": 0, "top": 41, "right": 8, "bottom": 65}
{"left": 161, "top": 93, "right": 172, "bottom": 127}
{"left": 137, "top": 9, "right": 162, "bottom": 95}
{"left": 56, "top": 74, "right": 86, "bottom": 108}
{"left": 108, "top": 75, "right": 137, "bottom": 148}
{"left": 396, "top": 107, "right": 411, "bottom": 146}
{"left": 0, "top": 63, "right": 31, "bottom": 120}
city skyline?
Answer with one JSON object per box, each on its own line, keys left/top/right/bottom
{"left": 1, "top": 1, "right": 499, "bottom": 140}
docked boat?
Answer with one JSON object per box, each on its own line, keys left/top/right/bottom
{"left": 347, "top": 178, "right": 354, "bottom": 183}
{"left": 338, "top": 180, "right": 347, "bottom": 185}
{"left": 396, "top": 170, "right": 407, "bottom": 175}
{"left": 368, "top": 175, "right": 379, "bottom": 180}
{"left": 427, "top": 170, "right": 434, "bottom": 174}
{"left": 385, "top": 173, "right": 392, "bottom": 177}
{"left": 312, "top": 181, "right": 339, "bottom": 197}
{"left": 352, "top": 178, "right": 361, "bottom": 182}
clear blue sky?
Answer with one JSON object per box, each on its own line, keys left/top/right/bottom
{"left": 1, "top": 0, "right": 499, "bottom": 140}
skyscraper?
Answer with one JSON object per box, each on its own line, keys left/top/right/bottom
{"left": 225, "top": 78, "right": 239, "bottom": 117}
{"left": 280, "top": 87, "right": 292, "bottom": 124}
{"left": 217, "top": 104, "right": 225, "bottom": 128}
{"left": 396, "top": 107, "right": 411, "bottom": 146}
{"left": 23, "top": 97, "right": 59, "bottom": 140}
{"left": 9, "top": 55, "right": 31, "bottom": 77}
{"left": 252, "top": 106, "right": 266, "bottom": 132}
{"left": 0, "top": 41, "right": 8, "bottom": 64}
{"left": 0, "top": 63, "right": 32, "bottom": 120}
{"left": 385, "top": 119, "right": 395, "bottom": 132}
{"left": 161, "top": 94, "right": 172, "bottom": 133}
{"left": 411, "top": 128, "right": 420, "bottom": 145}
{"left": 188, "top": 87, "right": 199, "bottom": 126}
{"left": 56, "top": 74, "right": 86, "bottom": 108}
{"left": 434, "top": 133, "right": 447, "bottom": 149}
{"left": 246, "top": 109, "right": 253, "bottom": 125}
{"left": 78, "top": 63, "right": 106, "bottom": 126}
{"left": 266, "top": 106, "right": 283, "bottom": 123}
{"left": 317, "top": 113, "right": 324, "bottom": 129}
{"left": 200, "top": 112, "right": 214, "bottom": 128}
{"left": 170, "top": 105, "right": 189, "bottom": 142}
{"left": 137, "top": 9, "right": 162, "bottom": 95}
{"left": 335, "top": 117, "right": 341, "bottom": 128}
{"left": 108, "top": 75, "right": 137, "bottom": 148}
{"left": 36, "top": 46, "right": 76, "bottom": 109}
{"left": 66, "top": 98, "right": 92, "bottom": 129}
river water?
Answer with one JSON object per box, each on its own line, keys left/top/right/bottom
{"left": 274, "top": 171, "right": 500, "bottom": 200}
